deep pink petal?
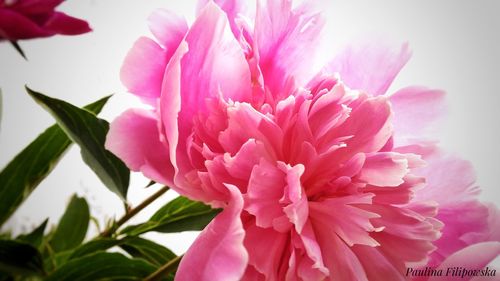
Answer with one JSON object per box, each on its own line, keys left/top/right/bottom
{"left": 390, "top": 86, "right": 446, "bottom": 145}
{"left": 176, "top": 185, "right": 248, "bottom": 281}
{"left": 120, "top": 37, "right": 168, "bottom": 100}
{"left": 0, "top": 9, "right": 51, "bottom": 39}
{"left": 43, "top": 11, "right": 91, "bottom": 35}
{"left": 325, "top": 41, "right": 411, "bottom": 96}
{"left": 9, "top": 0, "right": 64, "bottom": 14}
{"left": 105, "top": 109, "right": 174, "bottom": 186}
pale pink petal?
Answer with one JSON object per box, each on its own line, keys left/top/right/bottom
{"left": 325, "top": 41, "right": 411, "bottom": 96}
{"left": 120, "top": 37, "right": 168, "bottom": 99}
{"left": 390, "top": 86, "right": 446, "bottom": 145}
{"left": 428, "top": 242, "right": 500, "bottom": 281}
{"left": 179, "top": 2, "right": 251, "bottom": 126}
{"left": 159, "top": 41, "right": 187, "bottom": 188}
{"left": 255, "top": 0, "right": 325, "bottom": 97}
{"left": 358, "top": 152, "right": 409, "bottom": 187}
{"left": 410, "top": 151, "right": 495, "bottom": 266}
{"left": 147, "top": 9, "right": 187, "bottom": 53}
{"left": 105, "top": 109, "right": 173, "bottom": 186}
{"left": 176, "top": 185, "right": 248, "bottom": 281}
{"left": 197, "top": 0, "right": 252, "bottom": 38}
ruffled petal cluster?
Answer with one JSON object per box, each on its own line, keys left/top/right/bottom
{"left": 0, "top": 0, "right": 91, "bottom": 41}
{"left": 106, "top": 1, "right": 500, "bottom": 280}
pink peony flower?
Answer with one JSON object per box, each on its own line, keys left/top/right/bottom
{"left": 0, "top": 0, "right": 91, "bottom": 41}
{"left": 106, "top": 0, "right": 500, "bottom": 280}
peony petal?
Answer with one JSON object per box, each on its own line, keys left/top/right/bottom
{"left": 325, "top": 41, "right": 411, "bottom": 96}
{"left": 43, "top": 11, "right": 91, "bottom": 35}
{"left": 413, "top": 152, "right": 492, "bottom": 266}
{"left": 219, "top": 102, "right": 283, "bottom": 157}
{"left": 352, "top": 245, "right": 405, "bottom": 281}
{"left": 120, "top": 37, "right": 168, "bottom": 99}
{"left": 428, "top": 242, "right": 500, "bottom": 281}
{"left": 9, "top": 0, "right": 64, "bottom": 14}
{"left": 244, "top": 222, "right": 290, "bottom": 281}
{"left": 313, "top": 226, "right": 369, "bottom": 281}
{"left": 176, "top": 185, "right": 248, "bottom": 281}
{"left": 0, "top": 9, "right": 51, "bottom": 40}
{"left": 357, "top": 152, "right": 409, "bottom": 187}
{"left": 245, "top": 159, "right": 288, "bottom": 229}
{"left": 105, "top": 109, "right": 174, "bottom": 186}
{"left": 197, "top": 0, "right": 252, "bottom": 38}
{"left": 179, "top": 2, "right": 251, "bottom": 126}
{"left": 390, "top": 86, "right": 446, "bottom": 145}
{"left": 255, "top": 0, "right": 325, "bottom": 98}
{"left": 321, "top": 95, "right": 393, "bottom": 164}
{"left": 310, "top": 194, "right": 381, "bottom": 247}
{"left": 147, "top": 9, "right": 187, "bottom": 53}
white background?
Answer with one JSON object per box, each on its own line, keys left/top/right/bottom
{"left": 1, "top": 0, "right": 499, "bottom": 256}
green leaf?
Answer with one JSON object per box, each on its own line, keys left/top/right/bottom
{"left": 26, "top": 87, "right": 130, "bottom": 200}
{"left": 49, "top": 195, "right": 89, "bottom": 252}
{"left": 0, "top": 95, "right": 110, "bottom": 226}
{"left": 16, "top": 219, "right": 48, "bottom": 249}
{"left": 68, "top": 238, "right": 121, "bottom": 260}
{"left": 9, "top": 41, "right": 27, "bottom": 60}
{"left": 45, "top": 252, "right": 155, "bottom": 281}
{"left": 0, "top": 240, "right": 44, "bottom": 276}
{"left": 120, "top": 237, "right": 176, "bottom": 267}
{"left": 121, "top": 196, "right": 220, "bottom": 236}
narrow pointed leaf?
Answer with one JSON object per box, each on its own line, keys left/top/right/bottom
{"left": 0, "top": 95, "right": 110, "bottom": 226}
{"left": 121, "top": 196, "right": 220, "bottom": 236}
{"left": 0, "top": 240, "right": 44, "bottom": 276}
{"left": 45, "top": 252, "right": 155, "bottom": 281}
{"left": 26, "top": 87, "right": 130, "bottom": 200}
{"left": 68, "top": 238, "right": 121, "bottom": 260}
{"left": 9, "top": 41, "right": 27, "bottom": 60}
{"left": 16, "top": 219, "right": 48, "bottom": 249}
{"left": 49, "top": 195, "right": 89, "bottom": 252}
{"left": 120, "top": 237, "right": 176, "bottom": 267}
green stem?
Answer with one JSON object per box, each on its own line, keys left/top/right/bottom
{"left": 100, "top": 186, "right": 170, "bottom": 237}
{"left": 144, "top": 255, "right": 183, "bottom": 281}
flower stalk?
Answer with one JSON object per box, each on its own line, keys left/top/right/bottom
{"left": 100, "top": 185, "right": 170, "bottom": 237}
{"left": 144, "top": 254, "right": 183, "bottom": 281}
